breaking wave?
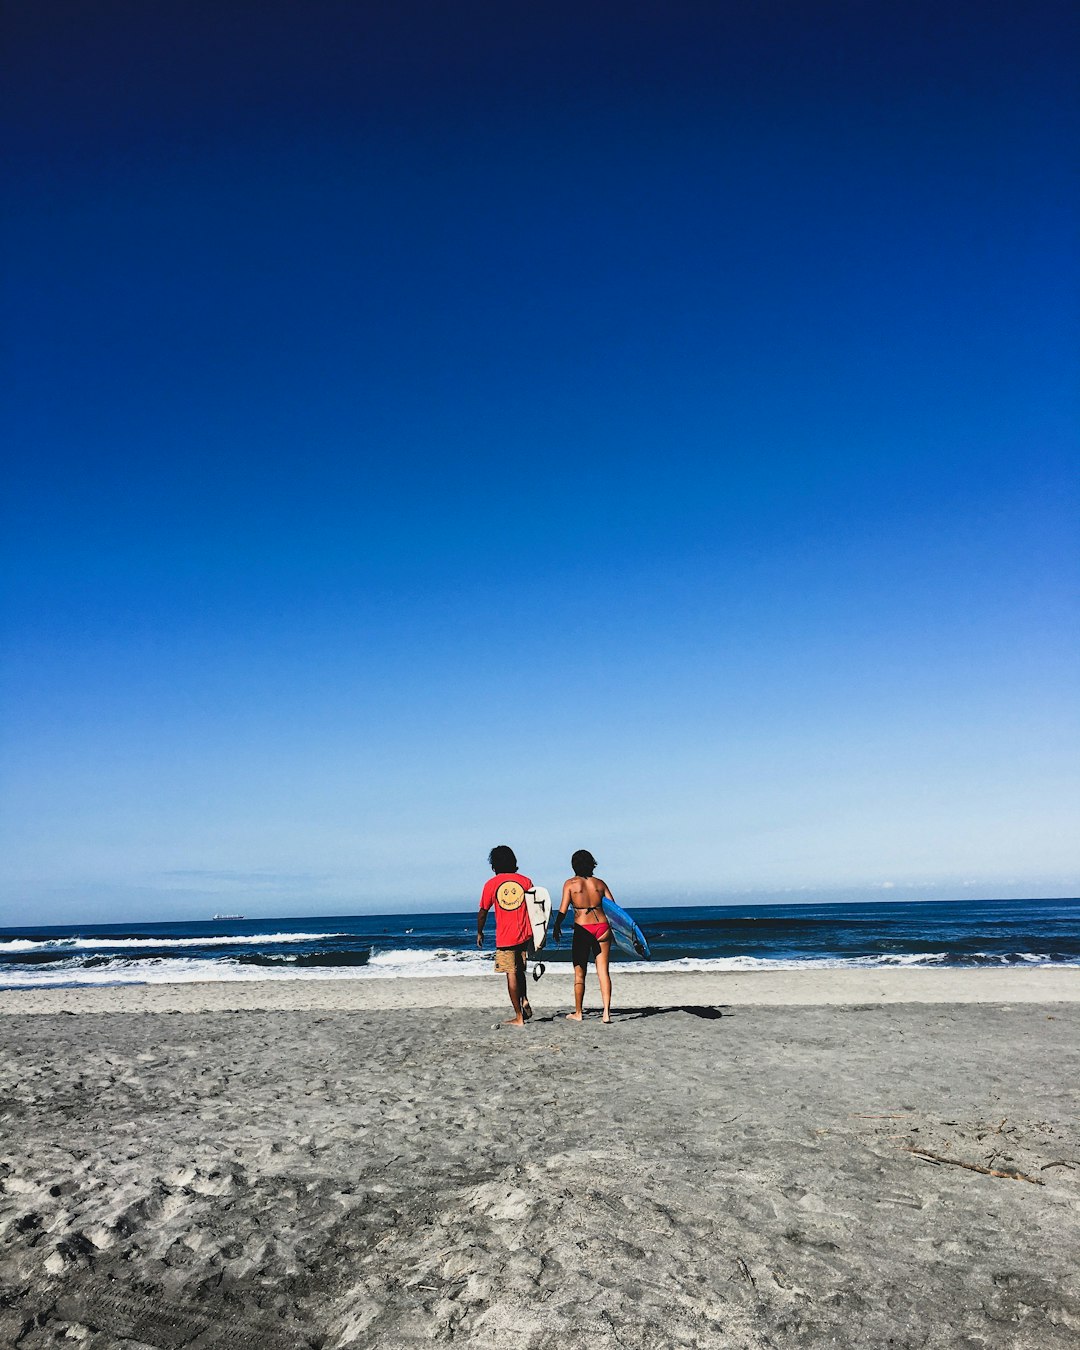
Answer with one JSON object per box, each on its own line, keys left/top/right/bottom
{"left": 0, "top": 932, "right": 350, "bottom": 954}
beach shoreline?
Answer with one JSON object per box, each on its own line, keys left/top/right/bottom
{"left": 1, "top": 964, "right": 1078, "bottom": 1015}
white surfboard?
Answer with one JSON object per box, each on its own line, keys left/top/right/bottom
{"left": 524, "top": 886, "right": 552, "bottom": 951}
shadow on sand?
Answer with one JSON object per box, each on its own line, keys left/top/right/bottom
{"left": 616, "top": 1004, "right": 728, "bottom": 1021}
{"left": 526, "top": 1005, "right": 729, "bottom": 1025}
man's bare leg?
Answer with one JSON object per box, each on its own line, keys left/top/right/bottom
{"left": 503, "top": 967, "right": 526, "bottom": 1026}
{"left": 565, "top": 965, "right": 586, "bottom": 1021}
{"left": 519, "top": 956, "right": 533, "bottom": 1020}
{"left": 595, "top": 941, "right": 613, "bottom": 1022}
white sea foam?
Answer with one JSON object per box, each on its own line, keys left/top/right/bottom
{"left": 0, "top": 948, "right": 491, "bottom": 988}
{"left": 0, "top": 947, "right": 1075, "bottom": 990}
{"left": 0, "top": 932, "right": 350, "bottom": 954}
{"left": 606, "top": 954, "right": 944, "bottom": 974}
{"left": 367, "top": 948, "right": 480, "bottom": 968}
{"left": 611, "top": 951, "right": 1074, "bottom": 973}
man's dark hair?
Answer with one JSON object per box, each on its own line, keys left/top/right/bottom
{"left": 488, "top": 844, "right": 518, "bottom": 873}
{"left": 571, "top": 849, "right": 596, "bottom": 877}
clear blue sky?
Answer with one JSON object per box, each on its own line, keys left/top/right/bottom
{"left": 3, "top": 1, "right": 1078, "bottom": 924}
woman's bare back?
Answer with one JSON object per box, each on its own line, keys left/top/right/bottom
{"left": 563, "top": 875, "right": 611, "bottom": 923}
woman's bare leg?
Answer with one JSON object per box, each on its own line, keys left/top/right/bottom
{"left": 595, "top": 940, "right": 612, "bottom": 1022}
{"left": 566, "top": 965, "right": 586, "bottom": 1020}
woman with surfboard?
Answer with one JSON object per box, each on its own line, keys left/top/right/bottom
{"left": 554, "top": 849, "right": 616, "bottom": 1024}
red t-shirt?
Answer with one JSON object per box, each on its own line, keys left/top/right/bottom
{"left": 479, "top": 872, "right": 534, "bottom": 948}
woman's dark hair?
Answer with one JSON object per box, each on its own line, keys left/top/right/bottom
{"left": 488, "top": 844, "right": 518, "bottom": 873}
{"left": 571, "top": 849, "right": 596, "bottom": 877}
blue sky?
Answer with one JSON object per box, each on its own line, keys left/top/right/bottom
{"left": 3, "top": 1, "right": 1078, "bottom": 924}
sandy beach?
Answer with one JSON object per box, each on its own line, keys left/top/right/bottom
{"left": 2, "top": 970, "right": 1078, "bottom": 1348}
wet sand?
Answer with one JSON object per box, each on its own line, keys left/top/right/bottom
{"left": 1, "top": 971, "right": 1078, "bottom": 1348}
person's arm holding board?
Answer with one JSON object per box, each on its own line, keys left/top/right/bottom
{"left": 553, "top": 880, "right": 573, "bottom": 945}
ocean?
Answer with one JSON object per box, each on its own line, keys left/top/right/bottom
{"left": 1, "top": 896, "right": 1077, "bottom": 991}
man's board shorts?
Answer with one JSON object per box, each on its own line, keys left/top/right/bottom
{"left": 494, "top": 941, "right": 531, "bottom": 974}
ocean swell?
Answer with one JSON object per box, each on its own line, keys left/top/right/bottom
{"left": 237, "top": 950, "right": 371, "bottom": 968}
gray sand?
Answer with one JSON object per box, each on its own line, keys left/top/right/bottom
{"left": 1, "top": 987, "right": 1079, "bottom": 1347}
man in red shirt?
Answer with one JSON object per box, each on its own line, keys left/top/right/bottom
{"left": 477, "top": 844, "right": 534, "bottom": 1026}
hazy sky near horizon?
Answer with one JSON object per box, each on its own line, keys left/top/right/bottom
{"left": 3, "top": 1, "right": 1078, "bottom": 926}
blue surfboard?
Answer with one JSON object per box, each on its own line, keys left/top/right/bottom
{"left": 604, "top": 899, "right": 651, "bottom": 959}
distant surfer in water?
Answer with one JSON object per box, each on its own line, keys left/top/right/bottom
{"left": 554, "top": 849, "right": 614, "bottom": 1024}
{"left": 477, "top": 845, "right": 534, "bottom": 1027}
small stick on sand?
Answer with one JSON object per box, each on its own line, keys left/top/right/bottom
{"left": 1040, "top": 1161, "right": 1078, "bottom": 1171}
{"left": 901, "top": 1146, "right": 1044, "bottom": 1185}
{"left": 851, "top": 1113, "right": 908, "bottom": 1119}
{"left": 737, "top": 1256, "right": 755, "bottom": 1286}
